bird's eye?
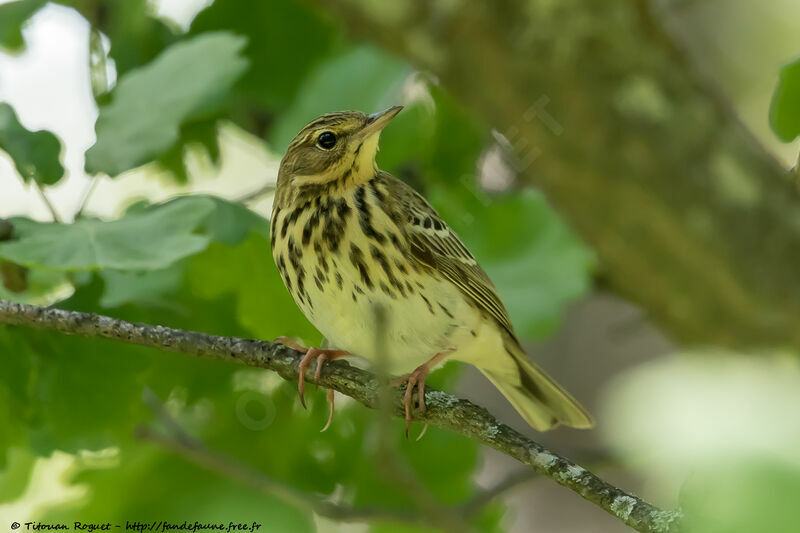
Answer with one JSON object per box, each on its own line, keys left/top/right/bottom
{"left": 316, "top": 131, "right": 337, "bottom": 150}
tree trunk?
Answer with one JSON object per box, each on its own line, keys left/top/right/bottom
{"left": 316, "top": 0, "right": 800, "bottom": 348}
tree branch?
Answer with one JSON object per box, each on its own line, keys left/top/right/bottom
{"left": 0, "top": 299, "right": 681, "bottom": 533}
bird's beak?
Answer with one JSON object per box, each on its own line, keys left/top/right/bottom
{"left": 357, "top": 105, "right": 403, "bottom": 139}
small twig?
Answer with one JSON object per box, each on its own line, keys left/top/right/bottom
{"left": 0, "top": 299, "right": 682, "bottom": 533}
{"left": 74, "top": 177, "right": 99, "bottom": 220}
{"left": 34, "top": 183, "right": 62, "bottom": 223}
{"left": 141, "top": 388, "right": 195, "bottom": 446}
{"left": 235, "top": 183, "right": 276, "bottom": 203}
{"left": 136, "top": 426, "right": 417, "bottom": 523}
{"left": 371, "top": 305, "right": 468, "bottom": 533}
{"left": 459, "top": 470, "right": 537, "bottom": 517}
{"left": 137, "top": 389, "right": 536, "bottom": 525}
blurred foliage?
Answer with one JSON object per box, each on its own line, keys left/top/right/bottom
{"left": 0, "top": 0, "right": 593, "bottom": 530}
{"left": 770, "top": 56, "right": 800, "bottom": 142}
{"left": 602, "top": 353, "right": 800, "bottom": 533}
{"left": 682, "top": 459, "right": 800, "bottom": 533}
{"left": 0, "top": 103, "right": 64, "bottom": 186}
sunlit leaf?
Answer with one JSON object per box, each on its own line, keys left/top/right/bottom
{"left": 85, "top": 32, "right": 249, "bottom": 176}
{"left": 0, "top": 199, "right": 215, "bottom": 271}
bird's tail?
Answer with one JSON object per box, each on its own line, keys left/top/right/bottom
{"left": 479, "top": 339, "right": 593, "bottom": 431}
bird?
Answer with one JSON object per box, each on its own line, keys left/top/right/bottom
{"left": 270, "top": 106, "right": 593, "bottom": 434}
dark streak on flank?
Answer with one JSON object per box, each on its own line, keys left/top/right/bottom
{"left": 388, "top": 231, "right": 403, "bottom": 251}
{"left": 282, "top": 201, "right": 310, "bottom": 239}
{"left": 354, "top": 184, "right": 385, "bottom": 244}
{"left": 438, "top": 303, "right": 455, "bottom": 319}
{"left": 322, "top": 198, "right": 349, "bottom": 253}
{"left": 420, "top": 294, "right": 434, "bottom": 314}
{"left": 313, "top": 242, "right": 329, "bottom": 273}
{"left": 270, "top": 207, "right": 280, "bottom": 248}
{"left": 315, "top": 266, "right": 326, "bottom": 284}
{"left": 369, "top": 178, "right": 385, "bottom": 202}
{"left": 379, "top": 281, "right": 396, "bottom": 299}
{"left": 302, "top": 208, "right": 322, "bottom": 246}
{"left": 370, "top": 244, "right": 404, "bottom": 295}
{"left": 349, "top": 243, "right": 373, "bottom": 289}
{"left": 335, "top": 272, "right": 343, "bottom": 290}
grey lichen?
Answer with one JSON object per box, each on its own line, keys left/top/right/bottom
{"left": 532, "top": 451, "right": 558, "bottom": 470}
{"left": 610, "top": 495, "right": 638, "bottom": 521}
{"left": 424, "top": 389, "right": 458, "bottom": 408}
{"left": 648, "top": 508, "right": 684, "bottom": 533}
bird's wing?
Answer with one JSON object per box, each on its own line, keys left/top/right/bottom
{"left": 381, "top": 173, "right": 516, "bottom": 336}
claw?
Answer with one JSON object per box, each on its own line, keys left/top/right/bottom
{"left": 321, "top": 388, "right": 335, "bottom": 432}
{"left": 290, "top": 344, "right": 349, "bottom": 423}
{"left": 395, "top": 349, "right": 454, "bottom": 440}
{"left": 403, "top": 375, "right": 417, "bottom": 439}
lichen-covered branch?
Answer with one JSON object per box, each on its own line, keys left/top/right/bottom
{"left": 0, "top": 299, "right": 680, "bottom": 532}
{"left": 313, "top": 0, "right": 800, "bottom": 350}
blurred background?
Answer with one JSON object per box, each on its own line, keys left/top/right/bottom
{"left": 1, "top": 1, "right": 800, "bottom": 532}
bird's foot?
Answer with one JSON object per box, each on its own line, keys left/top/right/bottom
{"left": 273, "top": 337, "right": 349, "bottom": 431}
{"left": 392, "top": 349, "right": 454, "bottom": 439}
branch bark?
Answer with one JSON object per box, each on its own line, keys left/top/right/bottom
{"left": 0, "top": 299, "right": 681, "bottom": 533}
{"left": 311, "top": 0, "right": 800, "bottom": 349}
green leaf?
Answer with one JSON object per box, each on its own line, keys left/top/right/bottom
{"left": 190, "top": 0, "right": 335, "bottom": 111}
{"left": 0, "top": 102, "right": 65, "bottom": 185}
{"left": 270, "top": 46, "right": 411, "bottom": 150}
{"left": 0, "top": 199, "right": 215, "bottom": 271}
{"left": 186, "top": 234, "right": 319, "bottom": 343}
{"left": 0, "top": 0, "right": 44, "bottom": 52}
{"left": 770, "top": 57, "right": 800, "bottom": 142}
{"left": 85, "top": 32, "right": 249, "bottom": 176}
{"left": 182, "top": 195, "right": 270, "bottom": 245}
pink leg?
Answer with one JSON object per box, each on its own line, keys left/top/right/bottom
{"left": 274, "top": 337, "right": 350, "bottom": 427}
{"left": 393, "top": 349, "right": 454, "bottom": 438}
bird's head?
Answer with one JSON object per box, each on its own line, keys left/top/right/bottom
{"left": 276, "top": 106, "right": 402, "bottom": 202}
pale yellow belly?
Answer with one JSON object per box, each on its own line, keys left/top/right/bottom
{"left": 301, "top": 261, "right": 485, "bottom": 373}
{"left": 271, "top": 191, "right": 511, "bottom": 376}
